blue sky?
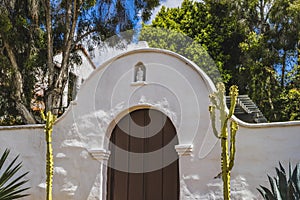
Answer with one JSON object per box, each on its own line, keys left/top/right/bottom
{"left": 149, "top": 0, "right": 184, "bottom": 22}
{"left": 92, "top": 0, "right": 185, "bottom": 66}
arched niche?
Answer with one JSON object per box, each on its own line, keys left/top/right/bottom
{"left": 134, "top": 62, "right": 146, "bottom": 82}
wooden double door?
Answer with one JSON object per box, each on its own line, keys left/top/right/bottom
{"left": 107, "top": 109, "right": 179, "bottom": 200}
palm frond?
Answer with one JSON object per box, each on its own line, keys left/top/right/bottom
{"left": 0, "top": 149, "right": 30, "bottom": 199}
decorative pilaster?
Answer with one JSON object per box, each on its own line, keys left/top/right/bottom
{"left": 88, "top": 149, "right": 110, "bottom": 200}
{"left": 175, "top": 144, "right": 193, "bottom": 200}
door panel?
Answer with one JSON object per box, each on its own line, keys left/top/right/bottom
{"left": 107, "top": 109, "right": 179, "bottom": 200}
{"left": 144, "top": 110, "right": 163, "bottom": 200}
{"left": 108, "top": 115, "right": 129, "bottom": 200}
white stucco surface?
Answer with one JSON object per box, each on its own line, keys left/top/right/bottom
{"left": 0, "top": 48, "right": 300, "bottom": 199}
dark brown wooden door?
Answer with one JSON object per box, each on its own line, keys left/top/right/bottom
{"left": 107, "top": 109, "right": 179, "bottom": 200}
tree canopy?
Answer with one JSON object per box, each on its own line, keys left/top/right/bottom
{"left": 0, "top": 0, "right": 161, "bottom": 125}
{"left": 1, "top": 0, "right": 299, "bottom": 124}
{"left": 141, "top": 0, "right": 300, "bottom": 122}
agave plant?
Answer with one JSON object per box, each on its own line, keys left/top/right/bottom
{"left": 258, "top": 162, "right": 300, "bottom": 200}
{"left": 0, "top": 149, "right": 30, "bottom": 199}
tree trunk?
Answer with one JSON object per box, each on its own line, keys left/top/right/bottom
{"left": 259, "top": 0, "right": 264, "bottom": 32}
{"left": 16, "top": 102, "right": 36, "bottom": 124}
{"left": 29, "top": 0, "right": 39, "bottom": 25}
{"left": 45, "top": 90, "right": 62, "bottom": 115}
{"left": 54, "top": 0, "right": 80, "bottom": 90}
{"left": 43, "top": 0, "right": 57, "bottom": 113}
{"left": 266, "top": 75, "right": 276, "bottom": 120}
{"left": 43, "top": 0, "right": 81, "bottom": 114}
{"left": 2, "top": 36, "right": 36, "bottom": 124}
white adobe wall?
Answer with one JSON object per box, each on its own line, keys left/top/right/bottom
{"left": 0, "top": 125, "right": 45, "bottom": 199}
{"left": 69, "top": 50, "right": 95, "bottom": 80}
{"left": 184, "top": 121, "right": 300, "bottom": 200}
{"left": 0, "top": 48, "right": 299, "bottom": 200}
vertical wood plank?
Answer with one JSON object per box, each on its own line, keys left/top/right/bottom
{"left": 107, "top": 115, "right": 130, "bottom": 200}
{"left": 163, "top": 116, "right": 179, "bottom": 200}
{"left": 127, "top": 110, "right": 144, "bottom": 200}
{"left": 107, "top": 126, "right": 115, "bottom": 200}
{"left": 145, "top": 110, "right": 163, "bottom": 200}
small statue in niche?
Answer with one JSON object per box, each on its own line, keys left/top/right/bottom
{"left": 136, "top": 67, "right": 144, "bottom": 82}
{"left": 134, "top": 62, "right": 146, "bottom": 82}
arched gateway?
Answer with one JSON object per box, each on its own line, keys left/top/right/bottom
{"left": 107, "top": 109, "right": 179, "bottom": 200}
{"left": 1, "top": 48, "right": 300, "bottom": 199}
{"left": 51, "top": 48, "right": 218, "bottom": 199}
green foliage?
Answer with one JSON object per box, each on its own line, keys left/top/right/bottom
{"left": 0, "top": 0, "right": 47, "bottom": 125}
{"left": 209, "top": 83, "right": 239, "bottom": 200}
{"left": 0, "top": 0, "right": 299, "bottom": 123}
{"left": 0, "top": 149, "right": 30, "bottom": 199}
{"left": 140, "top": 26, "right": 222, "bottom": 83}
{"left": 233, "top": 0, "right": 300, "bottom": 122}
{"left": 258, "top": 162, "right": 300, "bottom": 200}
{"left": 0, "top": 0, "right": 162, "bottom": 125}
{"left": 144, "top": 0, "right": 244, "bottom": 83}
{"left": 289, "top": 0, "right": 300, "bottom": 12}
{"left": 0, "top": 57, "right": 23, "bottom": 125}
{"left": 279, "top": 88, "right": 300, "bottom": 121}
{"left": 145, "top": 0, "right": 300, "bottom": 122}
{"left": 41, "top": 111, "right": 56, "bottom": 200}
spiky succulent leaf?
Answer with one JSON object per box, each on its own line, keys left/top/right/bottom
{"left": 287, "top": 181, "right": 298, "bottom": 200}
{"left": 267, "top": 175, "right": 282, "bottom": 200}
{"left": 276, "top": 167, "right": 288, "bottom": 199}
{"left": 289, "top": 162, "right": 293, "bottom": 180}
{"left": 279, "top": 162, "right": 286, "bottom": 174}
{"left": 267, "top": 175, "right": 275, "bottom": 194}
{"left": 260, "top": 185, "right": 276, "bottom": 200}
{"left": 258, "top": 188, "right": 267, "bottom": 199}
{"left": 291, "top": 163, "right": 300, "bottom": 194}
{"left": 259, "top": 162, "right": 300, "bottom": 200}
